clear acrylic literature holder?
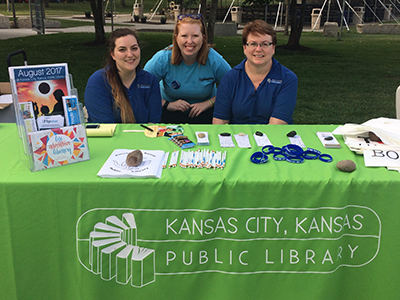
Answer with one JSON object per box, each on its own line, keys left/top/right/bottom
{"left": 9, "top": 63, "right": 90, "bottom": 172}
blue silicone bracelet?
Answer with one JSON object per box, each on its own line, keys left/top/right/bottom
{"left": 282, "top": 144, "right": 304, "bottom": 158}
{"left": 273, "top": 153, "right": 287, "bottom": 161}
{"left": 262, "top": 145, "right": 275, "bottom": 155}
{"left": 286, "top": 156, "right": 305, "bottom": 164}
{"left": 319, "top": 154, "right": 333, "bottom": 163}
{"left": 302, "top": 149, "right": 321, "bottom": 160}
{"left": 251, "top": 152, "right": 268, "bottom": 164}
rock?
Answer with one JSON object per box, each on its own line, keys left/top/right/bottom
{"left": 336, "top": 160, "right": 356, "bottom": 172}
{"left": 323, "top": 22, "right": 339, "bottom": 37}
{"left": 126, "top": 150, "right": 143, "bottom": 167}
{"left": 286, "top": 130, "right": 296, "bottom": 138}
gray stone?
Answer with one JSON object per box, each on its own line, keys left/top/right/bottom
{"left": 0, "top": 15, "right": 10, "bottom": 29}
{"left": 356, "top": 23, "right": 400, "bottom": 34}
{"left": 336, "top": 160, "right": 356, "bottom": 172}
{"left": 323, "top": 22, "right": 338, "bottom": 37}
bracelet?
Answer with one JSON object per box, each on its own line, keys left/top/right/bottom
{"left": 302, "top": 149, "right": 321, "bottom": 160}
{"left": 286, "top": 156, "right": 305, "bottom": 164}
{"left": 163, "top": 101, "right": 170, "bottom": 110}
{"left": 208, "top": 99, "right": 214, "bottom": 107}
{"left": 282, "top": 144, "right": 303, "bottom": 158}
{"left": 261, "top": 145, "right": 275, "bottom": 155}
{"left": 319, "top": 154, "right": 333, "bottom": 163}
{"left": 250, "top": 152, "right": 268, "bottom": 164}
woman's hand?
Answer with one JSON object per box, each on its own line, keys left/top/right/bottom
{"left": 188, "top": 99, "right": 214, "bottom": 118}
{"left": 167, "top": 99, "right": 192, "bottom": 112}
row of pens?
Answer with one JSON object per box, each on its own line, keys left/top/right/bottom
{"left": 162, "top": 149, "right": 227, "bottom": 170}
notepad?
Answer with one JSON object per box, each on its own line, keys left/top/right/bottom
{"left": 86, "top": 124, "right": 117, "bottom": 137}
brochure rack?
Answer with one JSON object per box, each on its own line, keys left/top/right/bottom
{"left": 8, "top": 62, "right": 90, "bottom": 172}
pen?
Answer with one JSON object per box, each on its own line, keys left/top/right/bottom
{"left": 140, "top": 124, "right": 154, "bottom": 132}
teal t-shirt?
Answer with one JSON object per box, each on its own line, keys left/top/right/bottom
{"left": 144, "top": 47, "right": 231, "bottom": 104}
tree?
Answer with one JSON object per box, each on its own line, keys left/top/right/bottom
{"left": 284, "top": 0, "right": 308, "bottom": 50}
{"left": 206, "top": 0, "right": 218, "bottom": 44}
{"left": 243, "top": 0, "right": 308, "bottom": 50}
{"left": 89, "top": 0, "right": 106, "bottom": 45}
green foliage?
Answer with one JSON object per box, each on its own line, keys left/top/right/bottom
{"left": 1, "top": 30, "right": 399, "bottom": 125}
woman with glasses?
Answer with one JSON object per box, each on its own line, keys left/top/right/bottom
{"left": 213, "top": 20, "right": 297, "bottom": 125}
{"left": 144, "top": 14, "right": 231, "bottom": 124}
{"left": 85, "top": 28, "right": 162, "bottom": 123}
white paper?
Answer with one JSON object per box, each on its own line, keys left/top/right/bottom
{"left": 234, "top": 134, "right": 252, "bottom": 148}
{"left": 316, "top": 131, "right": 341, "bottom": 148}
{"left": 37, "top": 115, "right": 65, "bottom": 130}
{"left": 0, "top": 94, "right": 12, "bottom": 106}
{"left": 288, "top": 135, "right": 306, "bottom": 148}
{"left": 218, "top": 135, "right": 235, "bottom": 148}
{"left": 364, "top": 149, "right": 400, "bottom": 167}
{"left": 253, "top": 133, "right": 272, "bottom": 147}
{"left": 98, "top": 149, "right": 165, "bottom": 178}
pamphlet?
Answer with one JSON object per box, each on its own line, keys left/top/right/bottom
{"left": 62, "top": 95, "right": 81, "bottom": 126}
{"left": 97, "top": 149, "right": 165, "bottom": 179}
{"left": 28, "top": 124, "right": 90, "bottom": 171}
{"left": 19, "top": 102, "right": 38, "bottom": 132}
{"left": 8, "top": 63, "right": 72, "bottom": 130}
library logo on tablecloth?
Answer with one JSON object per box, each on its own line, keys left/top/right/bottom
{"left": 76, "top": 206, "right": 381, "bottom": 287}
{"left": 76, "top": 211, "right": 155, "bottom": 288}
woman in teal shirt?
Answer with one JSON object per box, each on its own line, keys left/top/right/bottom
{"left": 144, "top": 14, "right": 231, "bottom": 124}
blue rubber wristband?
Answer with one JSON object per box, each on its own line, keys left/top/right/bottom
{"left": 319, "top": 154, "right": 333, "bottom": 163}
{"left": 273, "top": 153, "right": 286, "bottom": 161}
{"left": 282, "top": 144, "right": 303, "bottom": 158}
{"left": 251, "top": 152, "right": 268, "bottom": 164}
{"left": 286, "top": 156, "right": 305, "bottom": 164}
{"left": 262, "top": 145, "right": 275, "bottom": 155}
{"left": 302, "top": 149, "right": 320, "bottom": 160}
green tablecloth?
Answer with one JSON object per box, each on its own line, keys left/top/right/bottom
{"left": 1, "top": 123, "right": 399, "bottom": 300}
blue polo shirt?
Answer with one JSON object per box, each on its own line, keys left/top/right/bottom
{"left": 214, "top": 58, "right": 298, "bottom": 124}
{"left": 84, "top": 68, "right": 161, "bottom": 123}
{"left": 144, "top": 47, "right": 231, "bottom": 104}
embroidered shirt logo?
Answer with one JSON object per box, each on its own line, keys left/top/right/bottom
{"left": 267, "top": 79, "right": 282, "bottom": 84}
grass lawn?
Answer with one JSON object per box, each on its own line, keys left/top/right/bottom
{"left": 1, "top": 28, "right": 399, "bottom": 125}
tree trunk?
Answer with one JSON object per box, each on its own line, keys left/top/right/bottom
{"left": 286, "top": 0, "right": 307, "bottom": 50}
{"left": 120, "top": 0, "right": 126, "bottom": 8}
{"left": 200, "top": 0, "right": 207, "bottom": 20}
{"left": 90, "top": 0, "right": 106, "bottom": 45}
{"left": 207, "top": 0, "right": 218, "bottom": 44}
{"left": 284, "top": 0, "right": 289, "bottom": 35}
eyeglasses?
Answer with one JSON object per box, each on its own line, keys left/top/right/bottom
{"left": 177, "top": 14, "right": 203, "bottom": 21}
{"left": 246, "top": 42, "right": 274, "bottom": 48}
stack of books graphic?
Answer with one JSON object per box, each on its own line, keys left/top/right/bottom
{"left": 88, "top": 213, "right": 155, "bottom": 287}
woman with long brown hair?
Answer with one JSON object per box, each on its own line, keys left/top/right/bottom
{"left": 85, "top": 28, "right": 161, "bottom": 123}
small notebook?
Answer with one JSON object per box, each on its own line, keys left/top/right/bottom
{"left": 86, "top": 124, "right": 117, "bottom": 137}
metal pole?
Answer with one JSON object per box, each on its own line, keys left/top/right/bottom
{"left": 111, "top": 0, "right": 114, "bottom": 32}
{"left": 327, "top": 0, "right": 331, "bottom": 22}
